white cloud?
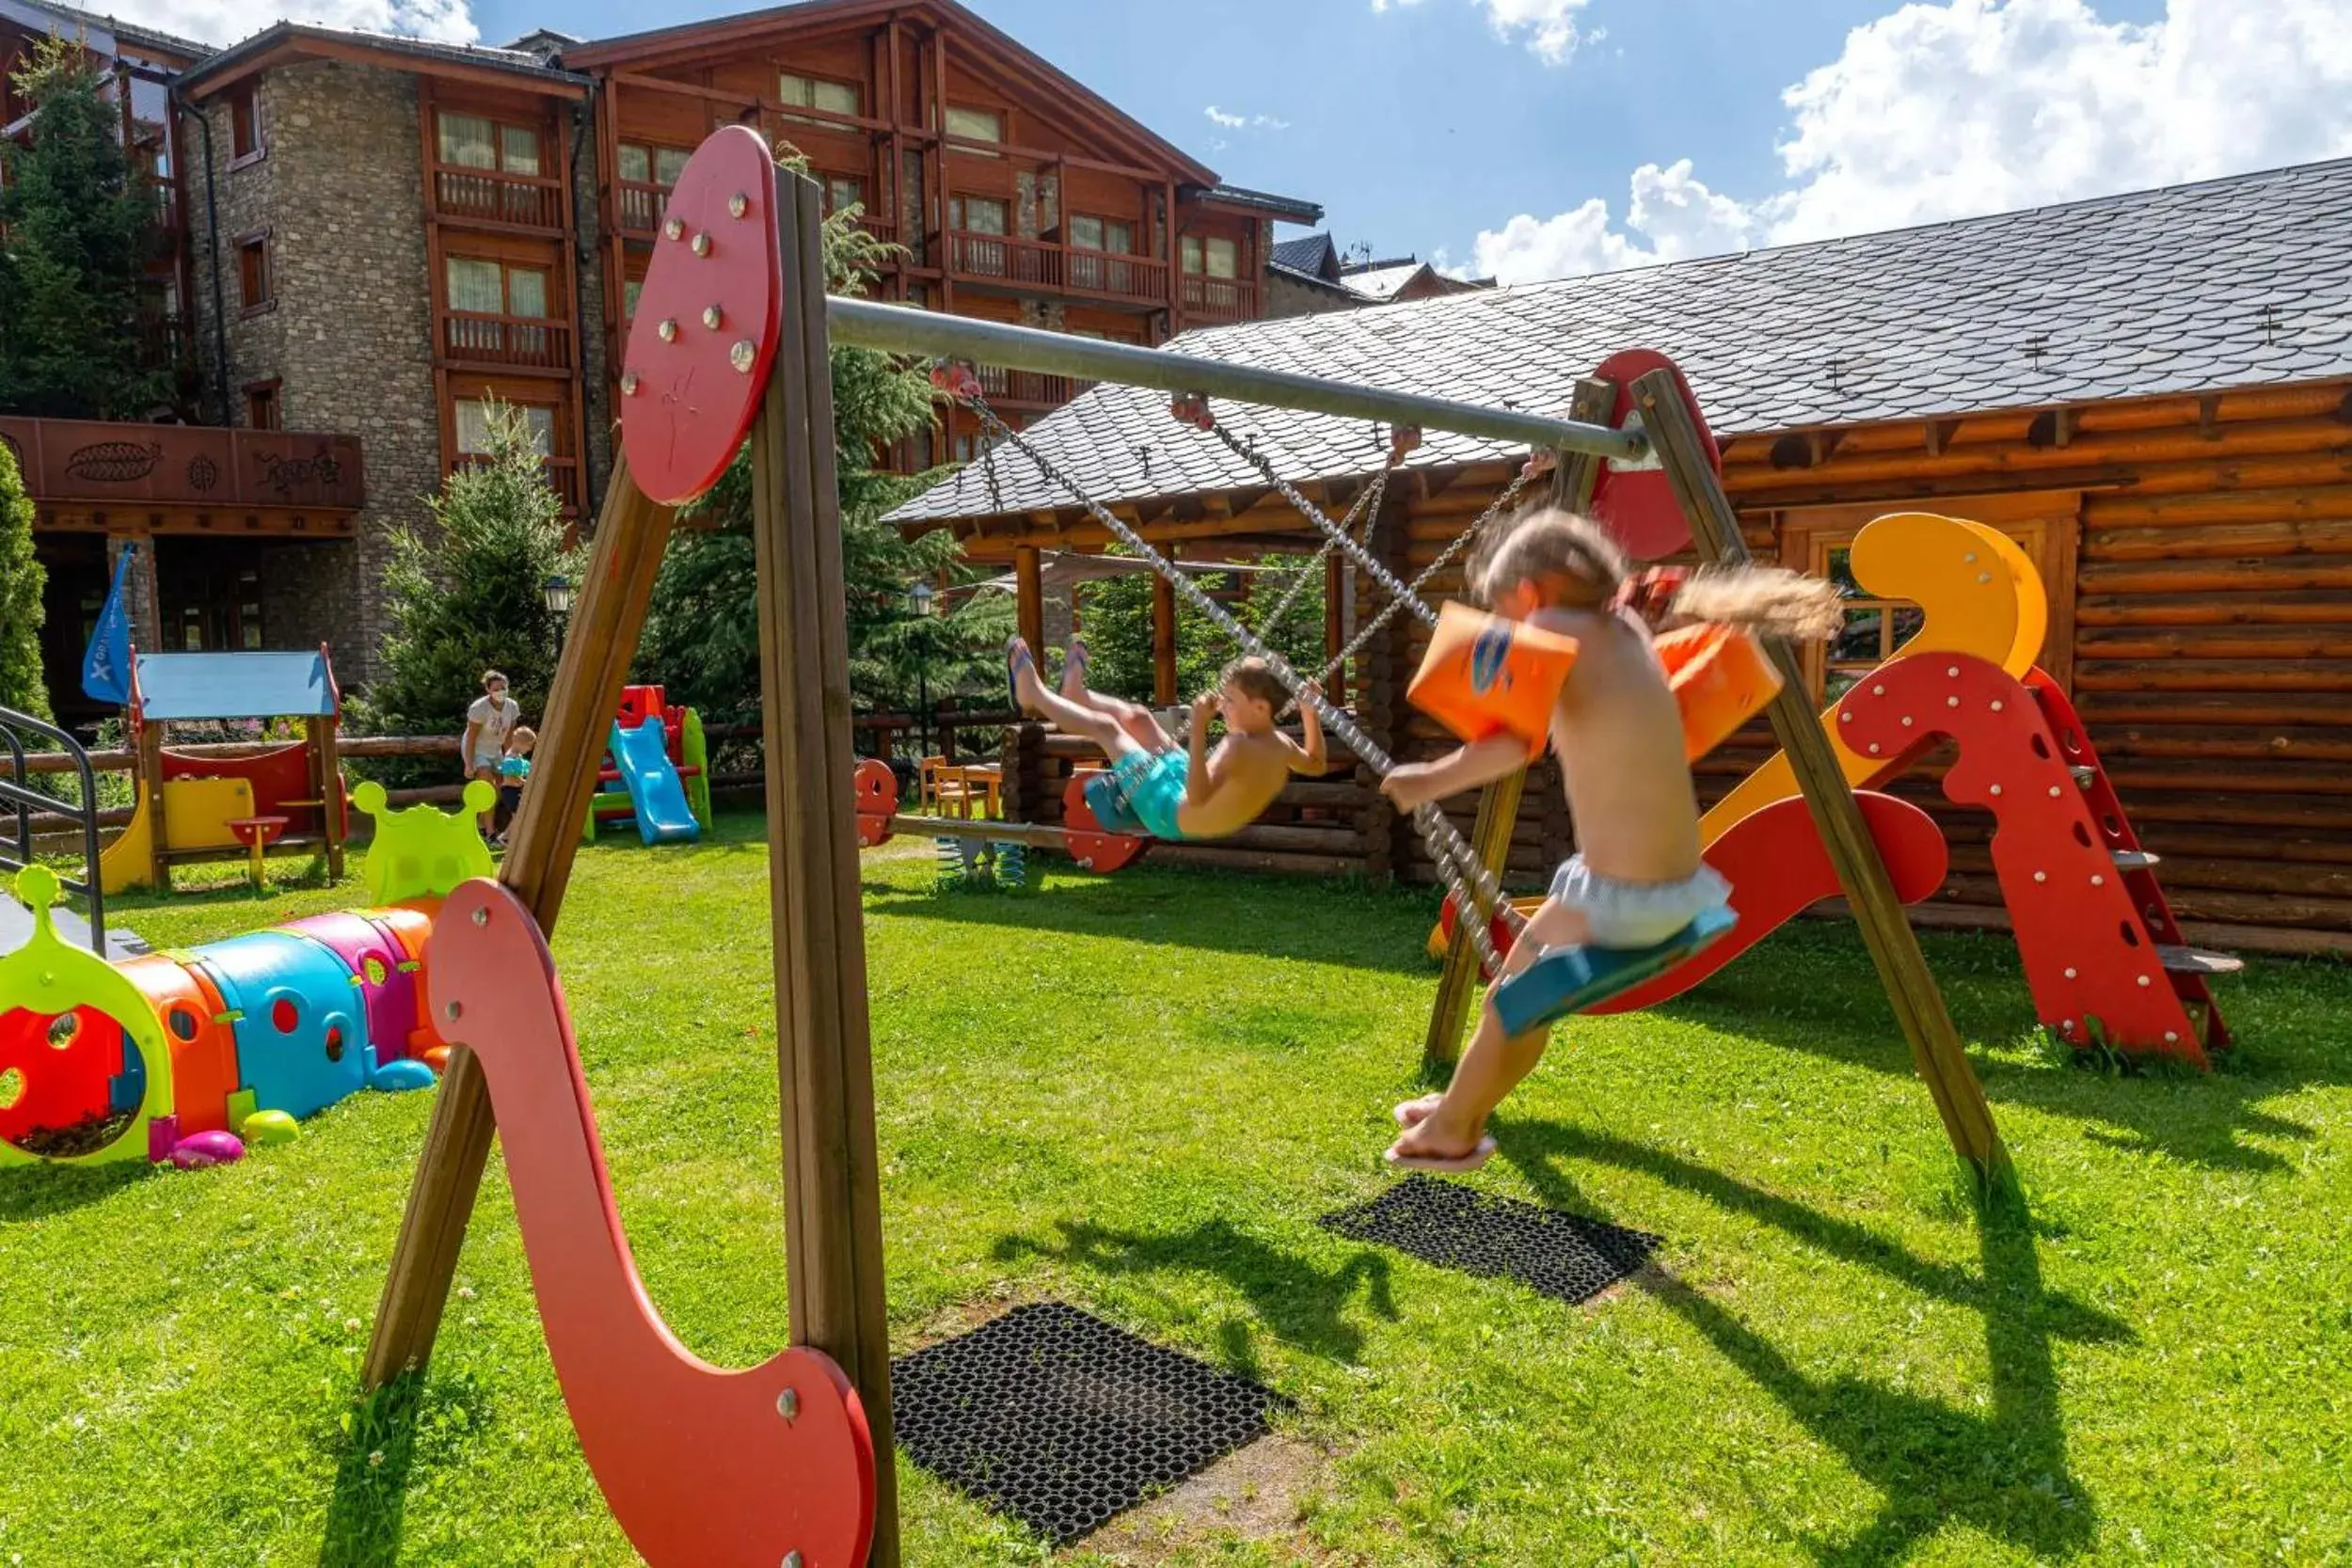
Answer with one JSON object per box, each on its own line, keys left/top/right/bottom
{"left": 1205, "top": 104, "right": 1290, "bottom": 133}
{"left": 96, "top": 0, "right": 479, "bottom": 47}
{"left": 1373, "top": 0, "right": 1595, "bottom": 66}
{"left": 1473, "top": 0, "right": 2352, "bottom": 284}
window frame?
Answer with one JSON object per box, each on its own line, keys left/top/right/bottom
{"left": 1772, "top": 492, "right": 2083, "bottom": 699}
{"left": 950, "top": 194, "right": 1009, "bottom": 236}
{"left": 227, "top": 83, "right": 264, "bottom": 166}
{"left": 778, "top": 71, "right": 862, "bottom": 119}
{"left": 435, "top": 108, "right": 545, "bottom": 177}
{"left": 820, "top": 171, "right": 866, "bottom": 218}
{"left": 234, "top": 230, "right": 273, "bottom": 314}
{"left": 243, "top": 378, "right": 282, "bottom": 432}
{"left": 444, "top": 253, "right": 554, "bottom": 319}
{"left": 1180, "top": 234, "right": 1238, "bottom": 277}
{"left": 944, "top": 103, "right": 1005, "bottom": 156}
{"left": 1069, "top": 214, "right": 1134, "bottom": 254}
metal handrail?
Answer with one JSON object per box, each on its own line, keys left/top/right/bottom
{"left": 0, "top": 705, "right": 106, "bottom": 956}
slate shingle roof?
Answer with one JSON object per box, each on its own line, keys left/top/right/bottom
{"left": 893, "top": 158, "right": 2352, "bottom": 525}
{"left": 1271, "top": 234, "right": 1339, "bottom": 278}
{"left": 177, "top": 23, "right": 591, "bottom": 89}
{"left": 1338, "top": 261, "right": 1432, "bottom": 301}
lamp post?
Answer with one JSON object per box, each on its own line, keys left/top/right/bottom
{"left": 907, "top": 578, "right": 936, "bottom": 758}
{"left": 542, "top": 574, "right": 575, "bottom": 618}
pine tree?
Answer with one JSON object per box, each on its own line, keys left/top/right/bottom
{"left": 1073, "top": 553, "right": 1327, "bottom": 707}
{"left": 0, "top": 36, "right": 168, "bottom": 420}
{"left": 0, "top": 439, "right": 49, "bottom": 721}
{"left": 357, "top": 403, "right": 579, "bottom": 754}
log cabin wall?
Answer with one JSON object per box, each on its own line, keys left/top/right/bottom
{"left": 1349, "top": 381, "right": 2352, "bottom": 957}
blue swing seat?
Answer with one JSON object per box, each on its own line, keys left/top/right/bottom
{"left": 1488, "top": 906, "right": 1739, "bottom": 1037}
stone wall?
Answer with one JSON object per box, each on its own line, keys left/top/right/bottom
{"left": 256, "top": 538, "right": 363, "bottom": 655}
{"left": 184, "top": 60, "right": 441, "bottom": 687}
{"left": 184, "top": 87, "right": 283, "bottom": 416}
{"left": 1263, "top": 269, "right": 1363, "bottom": 319}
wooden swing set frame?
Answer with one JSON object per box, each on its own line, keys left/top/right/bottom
{"left": 360, "top": 154, "right": 2007, "bottom": 1566}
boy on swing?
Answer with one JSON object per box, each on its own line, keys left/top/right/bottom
{"left": 1008, "top": 636, "right": 1327, "bottom": 841}
{"left": 1380, "top": 507, "right": 1841, "bottom": 1172}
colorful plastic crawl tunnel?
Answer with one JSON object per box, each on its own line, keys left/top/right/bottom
{"left": 0, "top": 867, "right": 229, "bottom": 1169}
{"left": 0, "top": 779, "right": 496, "bottom": 1170}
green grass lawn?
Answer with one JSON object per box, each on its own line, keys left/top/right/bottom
{"left": 3, "top": 814, "right": 2347, "bottom": 1566}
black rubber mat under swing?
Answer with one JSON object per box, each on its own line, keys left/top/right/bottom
{"left": 1319, "top": 1175, "right": 1661, "bottom": 1305}
{"left": 891, "top": 1300, "right": 1288, "bottom": 1545}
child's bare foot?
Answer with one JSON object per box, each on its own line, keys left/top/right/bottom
{"left": 1386, "top": 1115, "right": 1497, "bottom": 1174}
{"left": 1391, "top": 1094, "right": 1444, "bottom": 1129}
{"left": 1007, "top": 637, "right": 1042, "bottom": 716}
{"left": 1061, "top": 635, "right": 1091, "bottom": 700}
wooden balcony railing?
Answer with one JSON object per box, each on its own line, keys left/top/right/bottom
{"left": 946, "top": 230, "right": 1173, "bottom": 308}
{"left": 432, "top": 164, "right": 564, "bottom": 230}
{"left": 617, "top": 180, "right": 667, "bottom": 237}
{"left": 976, "top": 366, "right": 1078, "bottom": 408}
{"left": 947, "top": 230, "right": 1062, "bottom": 290}
{"left": 442, "top": 311, "right": 573, "bottom": 372}
{"left": 1068, "top": 249, "right": 1168, "bottom": 305}
{"left": 1182, "top": 275, "right": 1259, "bottom": 323}
{"left": 0, "top": 418, "right": 365, "bottom": 511}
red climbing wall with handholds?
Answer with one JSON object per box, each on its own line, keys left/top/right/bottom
{"left": 1836, "top": 655, "right": 2211, "bottom": 1066}
{"left": 2023, "top": 671, "right": 2231, "bottom": 1055}
{"left": 428, "top": 879, "right": 877, "bottom": 1567}
{"left": 620, "top": 126, "right": 786, "bottom": 508}
{"left": 1589, "top": 790, "right": 1950, "bottom": 1014}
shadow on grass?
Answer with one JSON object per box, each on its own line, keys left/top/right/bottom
{"left": 1661, "top": 925, "right": 2345, "bottom": 1176}
{"left": 1502, "top": 1119, "right": 2117, "bottom": 1566}
{"left": 993, "top": 1217, "right": 1400, "bottom": 1372}
{"left": 318, "top": 1367, "right": 497, "bottom": 1567}
{"left": 0, "top": 1159, "right": 149, "bottom": 1221}
{"left": 319, "top": 1371, "right": 425, "bottom": 1568}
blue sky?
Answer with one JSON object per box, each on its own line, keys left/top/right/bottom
{"left": 128, "top": 0, "right": 2352, "bottom": 284}
{"left": 493, "top": 0, "right": 2185, "bottom": 267}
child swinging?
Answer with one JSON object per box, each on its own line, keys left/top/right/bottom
{"left": 1382, "top": 507, "right": 1843, "bottom": 1172}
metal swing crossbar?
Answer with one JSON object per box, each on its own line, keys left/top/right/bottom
{"left": 826, "top": 298, "right": 1653, "bottom": 463}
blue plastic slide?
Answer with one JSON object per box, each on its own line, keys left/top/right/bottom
{"left": 609, "top": 718, "right": 702, "bottom": 846}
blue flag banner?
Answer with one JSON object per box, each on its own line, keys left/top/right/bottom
{"left": 82, "top": 544, "right": 135, "bottom": 706}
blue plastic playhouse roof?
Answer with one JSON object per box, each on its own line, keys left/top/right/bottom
{"left": 135, "top": 651, "right": 338, "bottom": 721}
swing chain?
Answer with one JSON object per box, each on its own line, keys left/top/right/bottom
{"left": 1200, "top": 417, "right": 1440, "bottom": 631}
{"left": 957, "top": 389, "right": 1520, "bottom": 969}
{"left": 1254, "top": 462, "right": 1392, "bottom": 635}
{"left": 1276, "top": 461, "right": 1539, "bottom": 721}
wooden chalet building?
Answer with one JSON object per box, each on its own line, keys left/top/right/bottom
{"left": 892, "top": 160, "right": 2352, "bottom": 957}
{"left": 5, "top": 0, "right": 1317, "bottom": 712}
